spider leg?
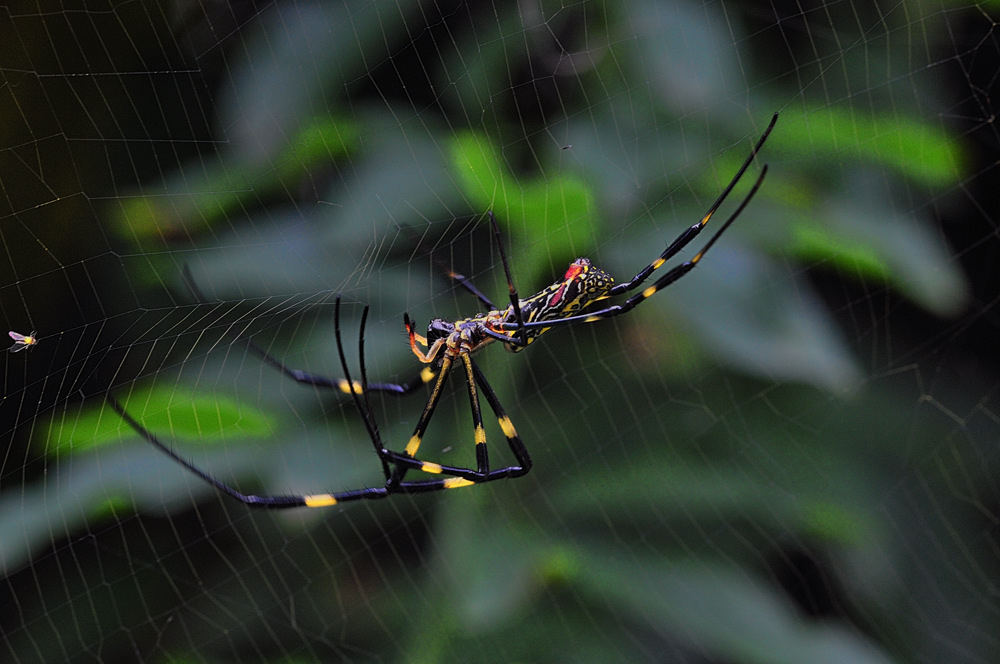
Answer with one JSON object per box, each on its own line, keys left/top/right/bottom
{"left": 381, "top": 354, "right": 455, "bottom": 490}
{"left": 104, "top": 392, "right": 391, "bottom": 507}
{"left": 403, "top": 313, "right": 450, "bottom": 363}
{"left": 112, "top": 252, "right": 536, "bottom": 508}
{"left": 501, "top": 163, "right": 768, "bottom": 331}
{"left": 326, "top": 335, "right": 502, "bottom": 498}
{"left": 250, "top": 339, "right": 436, "bottom": 396}
{"left": 463, "top": 354, "right": 490, "bottom": 473}
{"left": 102, "top": 299, "right": 405, "bottom": 509}
{"left": 488, "top": 211, "right": 528, "bottom": 347}
{"left": 384, "top": 354, "right": 486, "bottom": 487}
{"left": 401, "top": 222, "right": 498, "bottom": 308}
{"left": 385, "top": 354, "right": 530, "bottom": 490}
{"left": 608, "top": 112, "right": 777, "bottom": 297}
{"left": 104, "top": 394, "right": 298, "bottom": 507}
{"left": 182, "top": 264, "right": 435, "bottom": 397}
{"left": 334, "top": 297, "right": 392, "bottom": 480}
{"left": 468, "top": 356, "right": 531, "bottom": 477}
{"left": 444, "top": 269, "right": 496, "bottom": 309}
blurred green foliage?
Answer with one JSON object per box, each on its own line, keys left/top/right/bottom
{"left": 1, "top": 1, "right": 995, "bottom": 664}
{"left": 449, "top": 130, "right": 597, "bottom": 280}
{"left": 116, "top": 115, "right": 360, "bottom": 243}
{"left": 42, "top": 385, "right": 275, "bottom": 456}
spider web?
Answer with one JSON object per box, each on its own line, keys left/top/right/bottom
{"left": 1, "top": 1, "right": 997, "bottom": 662}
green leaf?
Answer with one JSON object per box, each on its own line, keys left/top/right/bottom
{"left": 449, "top": 131, "right": 508, "bottom": 206}
{"left": 791, "top": 223, "right": 890, "bottom": 282}
{"left": 449, "top": 131, "right": 597, "bottom": 278}
{"left": 802, "top": 501, "right": 866, "bottom": 544}
{"left": 273, "top": 115, "right": 360, "bottom": 181}
{"left": 113, "top": 115, "right": 358, "bottom": 242}
{"left": 42, "top": 385, "right": 275, "bottom": 457}
{"left": 778, "top": 106, "right": 963, "bottom": 187}
{"left": 785, "top": 187, "right": 969, "bottom": 317}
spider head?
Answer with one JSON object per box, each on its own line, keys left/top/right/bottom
{"left": 426, "top": 318, "right": 455, "bottom": 345}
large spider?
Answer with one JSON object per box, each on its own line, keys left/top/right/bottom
{"left": 108, "top": 113, "right": 776, "bottom": 507}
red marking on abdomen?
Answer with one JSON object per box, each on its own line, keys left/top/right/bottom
{"left": 548, "top": 283, "right": 568, "bottom": 307}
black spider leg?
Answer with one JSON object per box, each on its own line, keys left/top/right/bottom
{"left": 384, "top": 353, "right": 482, "bottom": 488}
{"left": 398, "top": 219, "right": 498, "bottom": 309}
{"left": 104, "top": 394, "right": 312, "bottom": 508}
{"left": 487, "top": 211, "right": 528, "bottom": 347}
{"left": 468, "top": 357, "right": 532, "bottom": 479}
{"left": 335, "top": 298, "right": 392, "bottom": 484}
{"left": 383, "top": 353, "right": 454, "bottom": 489}
{"left": 443, "top": 270, "right": 496, "bottom": 309}
{"left": 296, "top": 299, "right": 499, "bottom": 501}
{"left": 106, "top": 298, "right": 527, "bottom": 508}
{"left": 181, "top": 264, "right": 433, "bottom": 397}
{"left": 101, "top": 299, "right": 393, "bottom": 508}
{"left": 431, "top": 255, "right": 497, "bottom": 309}
{"left": 505, "top": 163, "right": 768, "bottom": 331}
{"left": 384, "top": 353, "right": 532, "bottom": 487}
{"left": 607, "top": 112, "right": 777, "bottom": 298}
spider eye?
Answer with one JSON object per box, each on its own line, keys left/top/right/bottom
{"left": 426, "top": 319, "right": 453, "bottom": 343}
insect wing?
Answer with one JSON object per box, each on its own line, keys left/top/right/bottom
{"left": 8, "top": 331, "right": 35, "bottom": 352}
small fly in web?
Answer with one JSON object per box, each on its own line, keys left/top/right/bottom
{"left": 108, "top": 113, "right": 777, "bottom": 508}
{"left": 8, "top": 331, "right": 38, "bottom": 353}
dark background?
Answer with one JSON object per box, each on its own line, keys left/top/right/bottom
{"left": 1, "top": 1, "right": 997, "bottom": 662}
